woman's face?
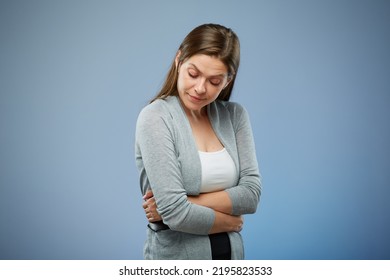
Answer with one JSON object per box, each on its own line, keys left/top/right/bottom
{"left": 176, "top": 54, "right": 230, "bottom": 115}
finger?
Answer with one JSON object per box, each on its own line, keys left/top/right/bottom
{"left": 142, "top": 201, "right": 148, "bottom": 209}
{"left": 147, "top": 212, "right": 155, "bottom": 222}
{"left": 147, "top": 199, "right": 156, "bottom": 210}
{"left": 143, "top": 197, "right": 155, "bottom": 209}
{"left": 143, "top": 189, "right": 154, "bottom": 200}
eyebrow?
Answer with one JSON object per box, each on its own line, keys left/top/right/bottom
{"left": 188, "top": 63, "right": 227, "bottom": 78}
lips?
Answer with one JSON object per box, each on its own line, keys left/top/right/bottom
{"left": 188, "top": 93, "right": 204, "bottom": 102}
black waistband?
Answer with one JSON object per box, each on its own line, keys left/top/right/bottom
{"left": 209, "top": 232, "right": 231, "bottom": 260}
{"left": 148, "top": 222, "right": 169, "bottom": 232}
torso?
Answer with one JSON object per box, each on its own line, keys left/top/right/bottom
{"left": 187, "top": 112, "right": 223, "bottom": 152}
{"left": 198, "top": 148, "right": 236, "bottom": 193}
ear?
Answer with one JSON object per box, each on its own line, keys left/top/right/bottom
{"left": 175, "top": 50, "right": 181, "bottom": 69}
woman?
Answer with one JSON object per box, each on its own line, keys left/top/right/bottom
{"left": 135, "top": 23, "right": 261, "bottom": 259}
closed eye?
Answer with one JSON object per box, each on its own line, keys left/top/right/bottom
{"left": 188, "top": 70, "right": 198, "bottom": 78}
{"left": 209, "top": 79, "right": 222, "bottom": 86}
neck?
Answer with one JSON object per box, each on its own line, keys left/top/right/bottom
{"left": 178, "top": 97, "right": 208, "bottom": 120}
{"left": 184, "top": 105, "right": 209, "bottom": 122}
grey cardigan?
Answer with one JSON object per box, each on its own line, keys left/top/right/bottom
{"left": 135, "top": 96, "right": 261, "bottom": 259}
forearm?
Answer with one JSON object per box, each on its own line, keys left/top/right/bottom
{"left": 208, "top": 211, "right": 242, "bottom": 234}
{"left": 187, "top": 191, "right": 242, "bottom": 234}
{"left": 188, "top": 191, "right": 232, "bottom": 215}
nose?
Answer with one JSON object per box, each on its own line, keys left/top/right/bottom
{"left": 194, "top": 78, "right": 206, "bottom": 94}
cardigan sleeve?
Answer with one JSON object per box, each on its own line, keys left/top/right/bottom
{"left": 135, "top": 101, "right": 215, "bottom": 235}
{"left": 224, "top": 103, "right": 262, "bottom": 215}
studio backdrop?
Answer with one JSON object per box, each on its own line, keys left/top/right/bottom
{"left": 1, "top": 0, "right": 389, "bottom": 259}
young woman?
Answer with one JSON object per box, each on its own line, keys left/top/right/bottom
{"left": 135, "top": 23, "right": 261, "bottom": 259}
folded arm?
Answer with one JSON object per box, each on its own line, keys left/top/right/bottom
{"left": 143, "top": 190, "right": 242, "bottom": 233}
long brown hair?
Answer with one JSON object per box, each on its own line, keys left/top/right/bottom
{"left": 150, "top": 23, "right": 240, "bottom": 103}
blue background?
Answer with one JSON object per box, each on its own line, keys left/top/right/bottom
{"left": 1, "top": 0, "right": 389, "bottom": 259}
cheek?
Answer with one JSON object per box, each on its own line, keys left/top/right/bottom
{"left": 209, "top": 86, "right": 223, "bottom": 97}
{"left": 176, "top": 75, "right": 185, "bottom": 92}
{"left": 176, "top": 78, "right": 183, "bottom": 91}
{"left": 177, "top": 75, "right": 193, "bottom": 91}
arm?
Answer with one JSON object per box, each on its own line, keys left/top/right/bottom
{"left": 184, "top": 105, "right": 261, "bottom": 216}
{"left": 187, "top": 191, "right": 232, "bottom": 214}
{"left": 225, "top": 104, "right": 262, "bottom": 215}
{"left": 143, "top": 190, "right": 243, "bottom": 234}
{"left": 209, "top": 211, "right": 243, "bottom": 234}
{"left": 136, "top": 104, "right": 215, "bottom": 235}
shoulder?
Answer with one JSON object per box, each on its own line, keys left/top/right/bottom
{"left": 214, "top": 100, "right": 248, "bottom": 119}
{"left": 137, "top": 96, "right": 179, "bottom": 123}
{"left": 210, "top": 100, "right": 253, "bottom": 132}
{"left": 138, "top": 97, "right": 170, "bottom": 116}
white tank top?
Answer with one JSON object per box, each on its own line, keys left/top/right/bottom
{"left": 198, "top": 148, "right": 237, "bottom": 193}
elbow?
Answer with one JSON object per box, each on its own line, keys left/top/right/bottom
{"left": 231, "top": 182, "right": 261, "bottom": 215}
{"left": 231, "top": 193, "right": 260, "bottom": 215}
{"left": 250, "top": 187, "right": 262, "bottom": 213}
{"left": 245, "top": 196, "right": 260, "bottom": 214}
{"left": 248, "top": 179, "right": 262, "bottom": 213}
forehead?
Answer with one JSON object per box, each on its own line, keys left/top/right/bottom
{"left": 184, "top": 54, "right": 228, "bottom": 76}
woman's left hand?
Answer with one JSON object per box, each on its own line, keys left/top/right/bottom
{"left": 142, "top": 190, "right": 162, "bottom": 222}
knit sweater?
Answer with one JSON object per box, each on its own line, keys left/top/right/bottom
{"left": 135, "top": 95, "right": 261, "bottom": 259}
